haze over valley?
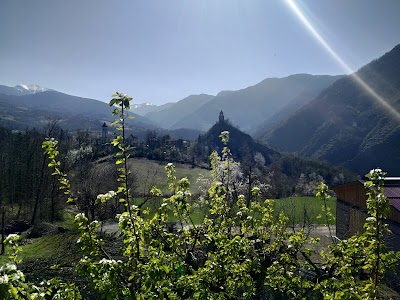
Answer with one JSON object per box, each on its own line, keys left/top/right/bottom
{"left": 2, "top": 43, "right": 400, "bottom": 175}
{"left": 2, "top": 1, "right": 400, "bottom": 298}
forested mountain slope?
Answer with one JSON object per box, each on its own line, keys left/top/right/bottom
{"left": 263, "top": 44, "right": 400, "bottom": 175}
{"left": 145, "top": 94, "right": 214, "bottom": 128}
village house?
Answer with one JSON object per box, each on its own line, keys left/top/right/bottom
{"left": 333, "top": 178, "right": 400, "bottom": 250}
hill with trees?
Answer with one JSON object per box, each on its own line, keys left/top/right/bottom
{"left": 192, "top": 113, "right": 352, "bottom": 198}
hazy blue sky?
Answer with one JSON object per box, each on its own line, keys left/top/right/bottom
{"left": 1, "top": 1, "right": 399, "bottom": 104}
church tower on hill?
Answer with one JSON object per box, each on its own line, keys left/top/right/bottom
{"left": 219, "top": 110, "right": 224, "bottom": 123}
{"left": 102, "top": 122, "right": 108, "bottom": 141}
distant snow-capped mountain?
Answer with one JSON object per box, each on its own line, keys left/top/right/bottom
{"left": 0, "top": 84, "right": 49, "bottom": 96}
{"left": 15, "top": 84, "right": 49, "bottom": 94}
{"left": 131, "top": 102, "right": 176, "bottom": 116}
{"left": 133, "top": 102, "right": 154, "bottom": 109}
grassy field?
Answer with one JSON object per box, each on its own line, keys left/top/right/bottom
{"left": 129, "top": 160, "right": 336, "bottom": 226}
{"left": 132, "top": 195, "right": 336, "bottom": 226}
{"left": 273, "top": 196, "right": 336, "bottom": 225}
{"left": 0, "top": 234, "right": 81, "bottom": 271}
{"left": 129, "top": 158, "right": 211, "bottom": 195}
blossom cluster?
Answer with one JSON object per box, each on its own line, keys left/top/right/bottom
{"left": 368, "top": 168, "right": 386, "bottom": 180}
{"left": 0, "top": 263, "right": 24, "bottom": 285}
{"left": 99, "top": 258, "right": 122, "bottom": 265}
{"left": 96, "top": 191, "right": 117, "bottom": 203}
{"left": 4, "top": 234, "right": 19, "bottom": 245}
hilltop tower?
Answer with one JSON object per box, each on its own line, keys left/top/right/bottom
{"left": 102, "top": 122, "right": 108, "bottom": 141}
{"left": 219, "top": 110, "right": 224, "bottom": 123}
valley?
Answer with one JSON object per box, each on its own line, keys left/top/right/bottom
{"left": 1, "top": 36, "right": 400, "bottom": 298}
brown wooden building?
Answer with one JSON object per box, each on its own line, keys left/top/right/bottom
{"left": 333, "top": 178, "right": 400, "bottom": 249}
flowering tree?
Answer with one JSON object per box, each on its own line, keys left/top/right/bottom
{"left": 0, "top": 93, "right": 399, "bottom": 299}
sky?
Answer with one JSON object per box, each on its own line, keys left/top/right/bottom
{"left": 0, "top": 0, "right": 399, "bottom": 105}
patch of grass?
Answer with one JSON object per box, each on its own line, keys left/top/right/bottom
{"left": 0, "top": 232, "right": 86, "bottom": 291}
{"left": 20, "top": 233, "right": 80, "bottom": 260}
{"left": 132, "top": 195, "right": 336, "bottom": 226}
{"left": 273, "top": 196, "right": 336, "bottom": 225}
{"left": 0, "top": 209, "right": 81, "bottom": 265}
{"left": 54, "top": 208, "right": 79, "bottom": 231}
{"left": 132, "top": 197, "right": 206, "bottom": 224}
{"left": 0, "top": 232, "right": 81, "bottom": 266}
{"left": 130, "top": 158, "right": 210, "bottom": 195}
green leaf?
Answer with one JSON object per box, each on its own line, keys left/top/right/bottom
{"left": 109, "top": 98, "right": 117, "bottom": 106}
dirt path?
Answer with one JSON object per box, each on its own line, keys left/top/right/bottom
{"left": 99, "top": 221, "right": 337, "bottom": 240}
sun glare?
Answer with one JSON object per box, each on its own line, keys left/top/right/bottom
{"left": 284, "top": 0, "right": 400, "bottom": 121}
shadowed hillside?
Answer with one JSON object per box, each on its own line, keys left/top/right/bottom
{"left": 262, "top": 44, "right": 400, "bottom": 175}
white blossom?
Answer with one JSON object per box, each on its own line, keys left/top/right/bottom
{"left": 366, "top": 216, "right": 376, "bottom": 223}
{"left": 369, "top": 168, "right": 385, "bottom": 180}
{"left": 74, "top": 213, "right": 86, "bottom": 222}
{"left": 5, "top": 234, "right": 19, "bottom": 245}
{"left": 0, "top": 274, "right": 9, "bottom": 284}
{"left": 96, "top": 191, "right": 117, "bottom": 203}
{"left": 99, "top": 258, "right": 120, "bottom": 266}
{"left": 118, "top": 213, "right": 130, "bottom": 224}
{"left": 11, "top": 270, "right": 24, "bottom": 281}
{"left": 6, "top": 264, "right": 17, "bottom": 271}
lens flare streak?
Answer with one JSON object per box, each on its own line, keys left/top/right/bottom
{"left": 284, "top": 0, "right": 400, "bottom": 121}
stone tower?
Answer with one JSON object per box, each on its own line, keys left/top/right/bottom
{"left": 102, "top": 122, "right": 108, "bottom": 141}
{"left": 219, "top": 110, "right": 224, "bottom": 123}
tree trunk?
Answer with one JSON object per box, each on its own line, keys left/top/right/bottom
{"left": 31, "top": 154, "right": 46, "bottom": 225}
{"left": 246, "top": 166, "right": 252, "bottom": 209}
{"left": 1, "top": 207, "right": 5, "bottom": 255}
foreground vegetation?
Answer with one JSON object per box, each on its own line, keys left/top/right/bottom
{"left": 0, "top": 93, "right": 399, "bottom": 299}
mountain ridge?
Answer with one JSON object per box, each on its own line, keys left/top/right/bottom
{"left": 262, "top": 44, "right": 400, "bottom": 175}
{"left": 168, "top": 74, "right": 343, "bottom": 133}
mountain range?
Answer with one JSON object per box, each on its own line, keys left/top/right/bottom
{"left": 135, "top": 74, "right": 343, "bottom": 134}
{"left": 0, "top": 87, "right": 156, "bottom": 131}
{"left": 2, "top": 43, "right": 400, "bottom": 176}
{"left": 262, "top": 44, "right": 400, "bottom": 175}
{"left": 0, "top": 84, "right": 50, "bottom": 96}
{"left": 1, "top": 73, "right": 343, "bottom": 141}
